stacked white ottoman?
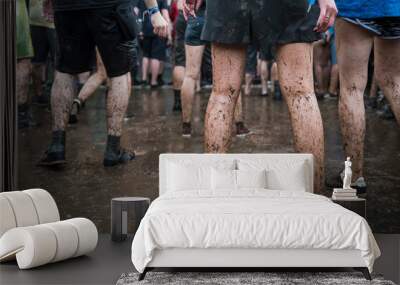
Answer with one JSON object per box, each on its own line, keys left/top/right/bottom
{"left": 0, "top": 189, "right": 98, "bottom": 269}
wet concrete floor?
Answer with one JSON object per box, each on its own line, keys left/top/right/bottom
{"left": 18, "top": 87, "right": 400, "bottom": 233}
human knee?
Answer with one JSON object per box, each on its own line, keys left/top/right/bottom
{"left": 185, "top": 68, "right": 200, "bottom": 81}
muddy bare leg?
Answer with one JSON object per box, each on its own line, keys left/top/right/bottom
{"left": 374, "top": 38, "right": 400, "bottom": 125}
{"left": 328, "top": 64, "right": 339, "bottom": 96}
{"left": 172, "top": 65, "right": 185, "bottom": 111}
{"left": 277, "top": 43, "right": 325, "bottom": 193}
{"left": 107, "top": 73, "right": 131, "bottom": 136}
{"left": 204, "top": 43, "right": 246, "bottom": 152}
{"left": 181, "top": 45, "right": 204, "bottom": 124}
{"left": 150, "top": 59, "right": 161, "bottom": 86}
{"left": 260, "top": 60, "right": 268, "bottom": 95}
{"left": 336, "top": 18, "right": 373, "bottom": 179}
{"left": 51, "top": 71, "right": 76, "bottom": 131}
{"left": 103, "top": 73, "right": 134, "bottom": 166}
{"left": 234, "top": 93, "right": 243, "bottom": 123}
{"left": 17, "top": 59, "right": 32, "bottom": 105}
{"left": 17, "top": 59, "right": 32, "bottom": 128}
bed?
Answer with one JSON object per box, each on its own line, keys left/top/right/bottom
{"left": 131, "top": 154, "right": 380, "bottom": 280}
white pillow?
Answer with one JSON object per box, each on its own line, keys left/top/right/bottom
{"left": 211, "top": 168, "right": 236, "bottom": 191}
{"left": 237, "top": 159, "right": 307, "bottom": 191}
{"left": 168, "top": 163, "right": 211, "bottom": 191}
{"left": 236, "top": 169, "right": 267, "bottom": 189}
{"left": 167, "top": 159, "right": 236, "bottom": 192}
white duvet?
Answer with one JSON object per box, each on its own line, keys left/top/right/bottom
{"left": 131, "top": 190, "right": 380, "bottom": 273}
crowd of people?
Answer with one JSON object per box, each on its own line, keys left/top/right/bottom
{"left": 16, "top": 0, "right": 400, "bottom": 193}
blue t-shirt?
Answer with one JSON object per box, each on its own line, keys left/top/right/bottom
{"left": 336, "top": 0, "right": 400, "bottom": 19}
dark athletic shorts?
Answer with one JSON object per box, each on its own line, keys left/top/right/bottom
{"left": 245, "top": 44, "right": 257, "bottom": 75}
{"left": 202, "top": 0, "right": 321, "bottom": 49}
{"left": 343, "top": 17, "right": 400, "bottom": 39}
{"left": 174, "top": 11, "right": 186, "bottom": 66}
{"left": 142, "top": 36, "right": 167, "bottom": 61}
{"left": 259, "top": 44, "right": 274, "bottom": 61}
{"left": 30, "top": 25, "right": 57, "bottom": 64}
{"left": 185, "top": 15, "right": 207, "bottom": 46}
{"left": 54, "top": 6, "right": 137, "bottom": 77}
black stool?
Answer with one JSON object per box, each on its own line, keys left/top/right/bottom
{"left": 111, "top": 197, "right": 150, "bottom": 242}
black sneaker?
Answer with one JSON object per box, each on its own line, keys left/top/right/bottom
{"left": 182, "top": 122, "right": 191, "bottom": 137}
{"left": 103, "top": 148, "right": 135, "bottom": 167}
{"left": 103, "top": 135, "right": 135, "bottom": 167}
{"left": 236, "top": 122, "right": 250, "bottom": 137}
{"left": 38, "top": 131, "right": 66, "bottom": 166}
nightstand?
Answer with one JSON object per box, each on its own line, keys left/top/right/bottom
{"left": 331, "top": 198, "right": 366, "bottom": 219}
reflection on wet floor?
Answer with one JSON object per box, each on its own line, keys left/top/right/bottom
{"left": 18, "top": 87, "right": 400, "bottom": 233}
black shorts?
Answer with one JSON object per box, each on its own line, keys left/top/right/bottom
{"left": 54, "top": 6, "right": 137, "bottom": 77}
{"left": 30, "top": 25, "right": 57, "bottom": 64}
{"left": 142, "top": 36, "right": 167, "bottom": 61}
{"left": 185, "top": 15, "right": 207, "bottom": 46}
{"left": 174, "top": 11, "right": 186, "bottom": 66}
{"left": 259, "top": 44, "right": 274, "bottom": 61}
{"left": 202, "top": 0, "right": 321, "bottom": 49}
{"left": 245, "top": 44, "right": 257, "bottom": 75}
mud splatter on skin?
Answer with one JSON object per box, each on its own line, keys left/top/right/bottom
{"left": 204, "top": 44, "right": 247, "bottom": 153}
{"left": 79, "top": 50, "right": 107, "bottom": 102}
{"left": 51, "top": 71, "right": 76, "bottom": 131}
{"left": 181, "top": 45, "right": 205, "bottom": 123}
{"left": 106, "top": 73, "right": 131, "bottom": 136}
{"left": 16, "top": 59, "right": 32, "bottom": 105}
{"left": 336, "top": 19, "right": 374, "bottom": 180}
{"left": 277, "top": 43, "right": 325, "bottom": 193}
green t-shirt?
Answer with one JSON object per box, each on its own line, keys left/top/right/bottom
{"left": 29, "top": 0, "right": 55, "bottom": 29}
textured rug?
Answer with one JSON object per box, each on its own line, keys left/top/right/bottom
{"left": 116, "top": 272, "right": 396, "bottom": 285}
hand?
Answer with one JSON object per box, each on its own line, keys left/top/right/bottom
{"left": 183, "top": 0, "right": 197, "bottom": 20}
{"left": 315, "top": 0, "right": 338, "bottom": 32}
{"left": 151, "top": 12, "right": 168, "bottom": 38}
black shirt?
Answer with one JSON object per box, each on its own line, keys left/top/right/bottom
{"left": 53, "top": 0, "right": 131, "bottom": 11}
{"left": 138, "top": 0, "right": 168, "bottom": 37}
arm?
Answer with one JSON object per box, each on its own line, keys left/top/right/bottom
{"left": 144, "top": 0, "right": 169, "bottom": 37}
{"left": 182, "top": 0, "right": 197, "bottom": 20}
{"left": 161, "top": 8, "right": 172, "bottom": 44}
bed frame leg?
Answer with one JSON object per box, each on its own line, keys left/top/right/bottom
{"left": 138, "top": 268, "right": 148, "bottom": 281}
{"left": 354, "top": 267, "right": 371, "bottom": 280}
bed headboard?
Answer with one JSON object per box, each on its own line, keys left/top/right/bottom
{"left": 159, "top": 153, "right": 314, "bottom": 195}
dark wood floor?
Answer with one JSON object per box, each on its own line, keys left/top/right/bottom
{"left": 1, "top": 234, "right": 399, "bottom": 285}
